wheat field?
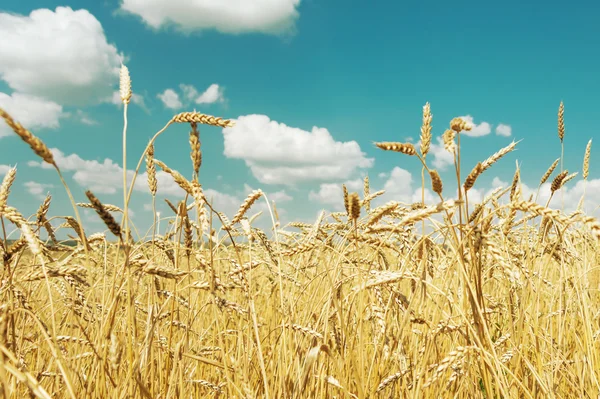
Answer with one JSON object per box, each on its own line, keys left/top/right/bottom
{"left": 0, "top": 65, "right": 599, "bottom": 398}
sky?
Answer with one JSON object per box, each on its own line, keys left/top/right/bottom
{"left": 0, "top": 0, "right": 599, "bottom": 239}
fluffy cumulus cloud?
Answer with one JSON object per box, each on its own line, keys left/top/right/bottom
{"left": 309, "top": 167, "right": 437, "bottom": 213}
{"left": 73, "top": 110, "right": 98, "bottom": 126}
{"left": 24, "top": 181, "right": 53, "bottom": 200}
{"left": 429, "top": 137, "right": 455, "bottom": 171}
{"left": 0, "top": 93, "right": 64, "bottom": 137}
{"left": 308, "top": 178, "right": 363, "bottom": 210}
{"left": 28, "top": 148, "right": 184, "bottom": 195}
{"left": 0, "top": 165, "right": 13, "bottom": 176}
{"left": 0, "top": 7, "right": 122, "bottom": 106}
{"left": 309, "top": 165, "right": 600, "bottom": 223}
{"left": 195, "top": 84, "right": 225, "bottom": 104}
{"left": 26, "top": 148, "right": 294, "bottom": 228}
{"left": 459, "top": 115, "right": 492, "bottom": 137}
{"left": 223, "top": 115, "right": 373, "bottom": 185}
{"left": 120, "top": 0, "right": 301, "bottom": 35}
{"left": 158, "top": 84, "right": 225, "bottom": 109}
{"left": 495, "top": 124, "right": 512, "bottom": 137}
{"left": 157, "top": 89, "right": 183, "bottom": 109}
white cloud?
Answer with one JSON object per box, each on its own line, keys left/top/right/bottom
{"left": 429, "top": 136, "right": 455, "bottom": 171}
{"left": 380, "top": 167, "right": 437, "bottom": 205}
{"left": 28, "top": 148, "right": 185, "bottom": 195}
{"left": 311, "top": 162, "right": 600, "bottom": 224}
{"left": 195, "top": 84, "right": 225, "bottom": 104}
{"left": 26, "top": 149, "right": 298, "bottom": 227}
{"left": 68, "top": 109, "right": 98, "bottom": 126}
{"left": 223, "top": 115, "right": 373, "bottom": 185}
{"left": 24, "top": 181, "right": 53, "bottom": 200}
{"left": 0, "top": 7, "right": 122, "bottom": 106}
{"left": 495, "top": 124, "right": 512, "bottom": 137}
{"left": 0, "top": 165, "right": 13, "bottom": 176}
{"left": 308, "top": 178, "right": 362, "bottom": 210}
{"left": 459, "top": 115, "right": 492, "bottom": 137}
{"left": 180, "top": 84, "right": 199, "bottom": 101}
{"left": 491, "top": 177, "right": 508, "bottom": 188}
{"left": 120, "top": 0, "right": 301, "bottom": 36}
{"left": 0, "top": 92, "right": 64, "bottom": 137}
{"left": 157, "top": 89, "right": 182, "bottom": 109}
{"left": 243, "top": 184, "right": 292, "bottom": 204}
{"left": 157, "top": 84, "right": 224, "bottom": 109}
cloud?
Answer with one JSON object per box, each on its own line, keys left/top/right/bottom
{"left": 24, "top": 181, "right": 53, "bottom": 200}
{"left": 28, "top": 148, "right": 184, "bottom": 195}
{"left": 158, "top": 83, "right": 225, "bottom": 109}
{"left": 243, "top": 184, "right": 292, "bottom": 204}
{"left": 195, "top": 84, "right": 225, "bottom": 104}
{"left": 495, "top": 124, "right": 512, "bottom": 137}
{"left": 0, "top": 7, "right": 122, "bottom": 106}
{"left": 310, "top": 162, "right": 600, "bottom": 227}
{"left": 0, "top": 92, "right": 64, "bottom": 137}
{"left": 157, "top": 89, "right": 183, "bottom": 109}
{"left": 180, "top": 84, "right": 199, "bottom": 101}
{"left": 120, "top": 0, "right": 301, "bottom": 36}
{"left": 0, "top": 165, "right": 13, "bottom": 176}
{"left": 223, "top": 114, "right": 373, "bottom": 185}
{"left": 380, "top": 167, "right": 437, "bottom": 205}
{"left": 26, "top": 149, "right": 298, "bottom": 228}
{"left": 308, "top": 178, "right": 362, "bottom": 210}
{"left": 459, "top": 115, "right": 492, "bottom": 137}
{"left": 309, "top": 167, "right": 439, "bottom": 214}
{"left": 429, "top": 136, "right": 455, "bottom": 171}
{"left": 76, "top": 110, "right": 98, "bottom": 126}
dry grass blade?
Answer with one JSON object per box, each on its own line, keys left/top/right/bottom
{"left": 297, "top": 344, "right": 331, "bottom": 395}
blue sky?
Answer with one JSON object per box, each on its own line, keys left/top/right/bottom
{"left": 0, "top": 0, "right": 598, "bottom": 238}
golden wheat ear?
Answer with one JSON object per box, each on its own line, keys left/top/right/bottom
{"left": 0, "top": 108, "right": 55, "bottom": 166}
